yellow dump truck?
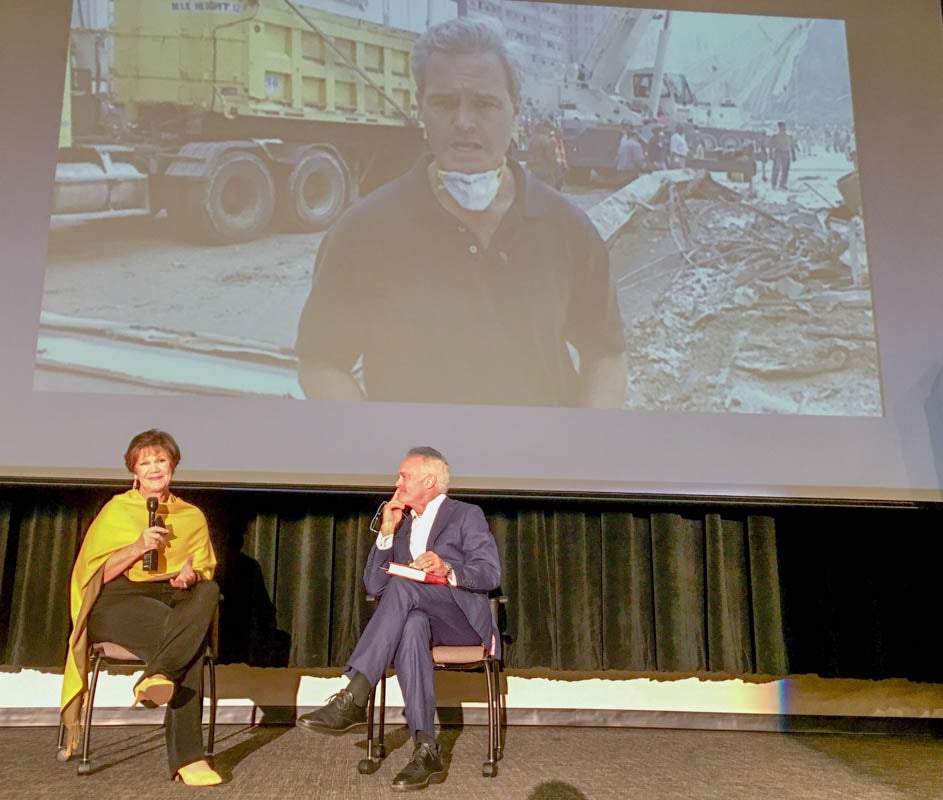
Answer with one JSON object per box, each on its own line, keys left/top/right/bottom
{"left": 53, "top": 0, "right": 423, "bottom": 243}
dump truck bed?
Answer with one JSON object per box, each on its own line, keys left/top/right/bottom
{"left": 111, "top": 0, "right": 418, "bottom": 127}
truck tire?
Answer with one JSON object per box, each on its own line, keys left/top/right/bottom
{"left": 279, "top": 150, "right": 348, "bottom": 232}
{"left": 186, "top": 150, "right": 275, "bottom": 245}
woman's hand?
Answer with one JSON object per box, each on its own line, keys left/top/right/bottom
{"left": 169, "top": 555, "right": 198, "bottom": 590}
{"left": 102, "top": 524, "right": 167, "bottom": 583}
{"left": 137, "top": 525, "right": 167, "bottom": 559}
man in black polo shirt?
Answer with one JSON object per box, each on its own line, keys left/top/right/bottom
{"left": 295, "top": 18, "right": 627, "bottom": 408}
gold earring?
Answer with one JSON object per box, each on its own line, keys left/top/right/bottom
{"left": 132, "top": 475, "right": 139, "bottom": 490}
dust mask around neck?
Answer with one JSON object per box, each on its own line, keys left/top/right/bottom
{"left": 435, "top": 161, "right": 505, "bottom": 211}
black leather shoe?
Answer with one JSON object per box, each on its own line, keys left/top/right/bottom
{"left": 391, "top": 742, "right": 444, "bottom": 792}
{"left": 296, "top": 689, "right": 366, "bottom": 734}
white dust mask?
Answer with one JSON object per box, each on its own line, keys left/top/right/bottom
{"left": 435, "top": 161, "right": 505, "bottom": 211}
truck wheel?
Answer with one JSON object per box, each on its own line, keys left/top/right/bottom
{"left": 279, "top": 150, "right": 348, "bottom": 232}
{"left": 188, "top": 150, "right": 275, "bottom": 244}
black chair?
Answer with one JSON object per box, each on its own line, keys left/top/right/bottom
{"left": 56, "top": 618, "right": 218, "bottom": 775}
{"left": 357, "top": 594, "right": 507, "bottom": 778}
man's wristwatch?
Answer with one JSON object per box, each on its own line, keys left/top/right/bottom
{"left": 443, "top": 561, "right": 453, "bottom": 579}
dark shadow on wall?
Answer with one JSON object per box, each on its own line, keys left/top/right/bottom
{"left": 186, "top": 490, "right": 290, "bottom": 668}
{"left": 216, "top": 526, "right": 291, "bottom": 669}
{"left": 194, "top": 493, "right": 295, "bottom": 724}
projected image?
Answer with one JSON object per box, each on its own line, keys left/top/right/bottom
{"left": 36, "top": 0, "right": 879, "bottom": 415}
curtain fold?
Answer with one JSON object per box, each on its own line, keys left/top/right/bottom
{"left": 496, "top": 508, "right": 558, "bottom": 669}
{"left": 601, "top": 512, "right": 656, "bottom": 670}
{"left": 275, "top": 509, "right": 336, "bottom": 667}
{"left": 747, "top": 515, "right": 787, "bottom": 675}
{"left": 550, "top": 509, "right": 604, "bottom": 670}
{"left": 0, "top": 498, "right": 14, "bottom": 660}
{"left": 651, "top": 513, "right": 707, "bottom": 671}
{"left": 0, "top": 488, "right": 112, "bottom": 667}
{"left": 1, "top": 485, "right": 795, "bottom": 678}
{"left": 705, "top": 513, "right": 752, "bottom": 673}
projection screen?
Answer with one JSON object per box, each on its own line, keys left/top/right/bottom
{"left": 2, "top": 0, "right": 942, "bottom": 500}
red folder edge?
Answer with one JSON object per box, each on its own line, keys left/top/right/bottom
{"left": 386, "top": 562, "right": 448, "bottom": 585}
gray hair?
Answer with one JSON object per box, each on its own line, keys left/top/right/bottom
{"left": 407, "top": 446, "right": 451, "bottom": 493}
{"left": 411, "top": 17, "right": 522, "bottom": 106}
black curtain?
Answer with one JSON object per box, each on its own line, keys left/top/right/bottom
{"left": 2, "top": 481, "right": 939, "bottom": 681}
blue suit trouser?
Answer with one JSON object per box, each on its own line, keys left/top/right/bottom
{"left": 345, "top": 578, "right": 480, "bottom": 740}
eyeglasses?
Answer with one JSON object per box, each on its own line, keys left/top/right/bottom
{"left": 369, "top": 501, "right": 388, "bottom": 534}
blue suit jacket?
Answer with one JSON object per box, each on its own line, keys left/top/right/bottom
{"left": 363, "top": 496, "right": 502, "bottom": 655}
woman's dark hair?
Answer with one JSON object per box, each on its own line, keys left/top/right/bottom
{"left": 124, "top": 429, "right": 181, "bottom": 473}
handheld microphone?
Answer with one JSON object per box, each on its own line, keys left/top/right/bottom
{"left": 143, "top": 497, "right": 159, "bottom": 572}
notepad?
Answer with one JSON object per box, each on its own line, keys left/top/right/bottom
{"left": 386, "top": 562, "right": 448, "bottom": 585}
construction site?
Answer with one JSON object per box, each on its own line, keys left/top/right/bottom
{"left": 37, "top": 1, "right": 878, "bottom": 415}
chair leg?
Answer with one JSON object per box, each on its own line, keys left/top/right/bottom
{"left": 481, "top": 661, "right": 498, "bottom": 777}
{"left": 495, "top": 661, "right": 505, "bottom": 759}
{"left": 377, "top": 675, "right": 386, "bottom": 758}
{"left": 56, "top": 721, "right": 69, "bottom": 761}
{"left": 77, "top": 653, "right": 103, "bottom": 775}
{"left": 357, "top": 673, "right": 386, "bottom": 775}
{"left": 205, "top": 655, "right": 217, "bottom": 758}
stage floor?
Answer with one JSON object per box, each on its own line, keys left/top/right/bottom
{"left": 4, "top": 723, "right": 943, "bottom": 799}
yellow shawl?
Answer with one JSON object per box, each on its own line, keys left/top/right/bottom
{"left": 59, "top": 489, "right": 217, "bottom": 754}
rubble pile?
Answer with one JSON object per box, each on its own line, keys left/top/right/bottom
{"left": 610, "top": 172, "right": 881, "bottom": 415}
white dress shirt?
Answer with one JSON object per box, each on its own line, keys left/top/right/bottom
{"left": 376, "top": 494, "right": 455, "bottom": 584}
{"left": 375, "top": 493, "right": 446, "bottom": 557}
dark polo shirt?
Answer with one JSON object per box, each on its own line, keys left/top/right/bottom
{"left": 295, "top": 158, "right": 625, "bottom": 406}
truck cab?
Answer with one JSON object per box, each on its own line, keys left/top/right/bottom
{"left": 621, "top": 69, "right": 697, "bottom": 124}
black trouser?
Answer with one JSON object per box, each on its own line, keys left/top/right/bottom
{"left": 87, "top": 576, "right": 219, "bottom": 776}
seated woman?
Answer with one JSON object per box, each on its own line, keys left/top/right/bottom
{"left": 60, "top": 429, "right": 221, "bottom": 786}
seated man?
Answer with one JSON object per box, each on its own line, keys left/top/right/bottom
{"left": 297, "top": 447, "right": 502, "bottom": 792}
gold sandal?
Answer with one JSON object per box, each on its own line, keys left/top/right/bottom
{"left": 133, "top": 674, "right": 175, "bottom": 708}
{"left": 175, "top": 759, "right": 223, "bottom": 786}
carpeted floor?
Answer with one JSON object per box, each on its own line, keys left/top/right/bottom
{"left": 4, "top": 723, "right": 943, "bottom": 800}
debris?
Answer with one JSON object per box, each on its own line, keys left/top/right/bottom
{"left": 612, "top": 168, "right": 881, "bottom": 416}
